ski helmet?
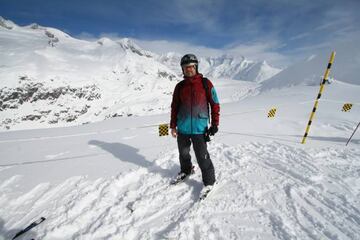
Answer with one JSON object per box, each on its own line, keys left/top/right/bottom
{"left": 180, "top": 54, "right": 199, "bottom": 73}
{"left": 180, "top": 54, "right": 198, "bottom": 65}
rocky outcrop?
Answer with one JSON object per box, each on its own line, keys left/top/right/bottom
{"left": 0, "top": 76, "right": 101, "bottom": 112}
{"left": 117, "top": 38, "right": 153, "bottom": 58}
{"left": 45, "top": 30, "right": 59, "bottom": 47}
{"left": 0, "top": 76, "right": 102, "bottom": 129}
{"left": 157, "top": 70, "right": 177, "bottom": 81}
{"left": 0, "top": 16, "right": 15, "bottom": 30}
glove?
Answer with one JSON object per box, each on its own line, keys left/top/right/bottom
{"left": 208, "top": 125, "right": 218, "bottom": 136}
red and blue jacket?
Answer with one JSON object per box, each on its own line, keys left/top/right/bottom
{"left": 170, "top": 73, "right": 220, "bottom": 134}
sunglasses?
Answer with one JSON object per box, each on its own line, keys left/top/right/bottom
{"left": 182, "top": 64, "right": 196, "bottom": 70}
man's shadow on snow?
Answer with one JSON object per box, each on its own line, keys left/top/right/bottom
{"left": 88, "top": 140, "right": 177, "bottom": 179}
{"left": 0, "top": 217, "right": 36, "bottom": 240}
{"left": 88, "top": 140, "right": 208, "bottom": 204}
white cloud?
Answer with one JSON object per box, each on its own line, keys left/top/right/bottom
{"left": 289, "top": 32, "right": 311, "bottom": 41}
{"left": 75, "top": 32, "right": 97, "bottom": 41}
{"left": 132, "top": 39, "right": 220, "bottom": 57}
{"left": 76, "top": 32, "right": 126, "bottom": 41}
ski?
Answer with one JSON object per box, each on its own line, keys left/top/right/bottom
{"left": 12, "top": 217, "right": 46, "bottom": 240}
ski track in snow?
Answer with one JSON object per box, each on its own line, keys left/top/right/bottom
{"left": 1, "top": 142, "right": 359, "bottom": 240}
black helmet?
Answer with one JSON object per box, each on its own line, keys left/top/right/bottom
{"left": 180, "top": 54, "right": 199, "bottom": 73}
{"left": 180, "top": 54, "right": 198, "bottom": 66}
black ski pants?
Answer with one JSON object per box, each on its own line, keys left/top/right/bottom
{"left": 177, "top": 132, "right": 215, "bottom": 186}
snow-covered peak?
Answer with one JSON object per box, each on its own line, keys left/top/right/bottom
{"left": 97, "top": 37, "right": 118, "bottom": 46}
{"left": 117, "top": 37, "right": 136, "bottom": 47}
{"left": 26, "top": 23, "right": 42, "bottom": 29}
{"left": 1, "top": 17, "right": 73, "bottom": 43}
{"left": 248, "top": 60, "right": 282, "bottom": 83}
{"left": 23, "top": 22, "right": 49, "bottom": 32}
{"left": 165, "top": 51, "right": 182, "bottom": 58}
{"left": 0, "top": 16, "right": 18, "bottom": 29}
{"left": 42, "top": 27, "right": 72, "bottom": 39}
{"left": 200, "top": 55, "right": 281, "bottom": 82}
{"left": 117, "top": 38, "right": 154, "bottom": 58}
{"left": 156, "top": 52, "right": 183, "bottom": 76}
{"left": 158, "top": 52, "right": 182, "bottom": 62}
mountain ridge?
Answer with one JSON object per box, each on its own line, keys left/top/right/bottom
{"left": 0, "top": 16, "right": 281, "bottom": 131}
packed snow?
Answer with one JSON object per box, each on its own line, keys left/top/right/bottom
{"left": 1, "top": 17, "right": 360, "bottom": 240}
{"left": 1, "top": 78, "right": 359, "bottom": 239}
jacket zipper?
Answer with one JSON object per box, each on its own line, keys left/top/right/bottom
{"left": 190, "top": 82, "right": 193, "bottom": 134}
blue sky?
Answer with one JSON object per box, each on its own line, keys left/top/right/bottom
{"left": 1, "top": 0, "right": 359, "bottom": 67}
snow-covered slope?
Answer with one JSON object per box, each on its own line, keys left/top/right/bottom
{"left": 261, "top": 40, "right": 360, "bottom": 91}
{"left": 0, "top": 79, "right": 359, "bottom": 239}
{"left": 158, "top": 52, "right": 282, "bottom": 83}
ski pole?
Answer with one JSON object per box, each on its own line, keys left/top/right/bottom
{"left": 346, "top": 121, "right": 360, "bottom": 146}
{"left": 12, "top": 217, "right": 46, "bottom": 240}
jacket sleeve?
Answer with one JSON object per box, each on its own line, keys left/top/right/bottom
{"left": 206, "top": 79, "right": 220, "bottom": 126}
{"left": 170, "top": 83, "right": 180, "bottom": 129}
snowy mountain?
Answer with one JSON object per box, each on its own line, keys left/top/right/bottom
{"left": 158, "top": 52, "right": 282, "bottom": 83}
{"left": 0, "top": 17, "right": 281, "bottom": 131}
{"left": 0, "top": 17, "right": 179, "bottom": 131}
{"left": 261, "top": 40, "right": 360, "bottom": 91}
{"left": 201, "top": 55, "right": 281, "bottom": 82}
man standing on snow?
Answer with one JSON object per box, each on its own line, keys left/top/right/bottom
{"left": 170, "top": 53, "right": 220, "bottom": 199}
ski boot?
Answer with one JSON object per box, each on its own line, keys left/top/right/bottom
{"left": 170, "top": 166, "right": 195, "bottom": 185}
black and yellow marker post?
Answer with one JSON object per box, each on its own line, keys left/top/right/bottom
{"left": 301, "top": 51, "right": 336, "bottom": 144}
{"left": 267, "top": 108, "right": 277, "bottom": 118}
{"left": 159, "top": 124, "right": 169, "bottom": 136}
{"left": 342, "top": 103, "right": 353, "bottom": 112}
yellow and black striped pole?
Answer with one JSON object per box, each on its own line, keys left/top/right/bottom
{"left": 301, "top": 51, "right": 336, "bottom": 144}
